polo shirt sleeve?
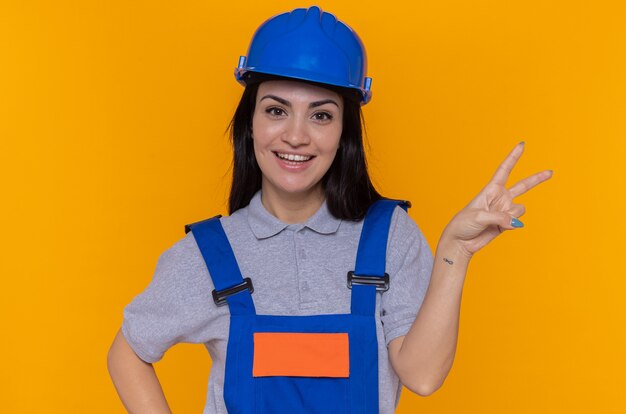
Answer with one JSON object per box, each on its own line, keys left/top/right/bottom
{"left": 381, "top": 205, "right": 434, "bottom": 346}
{"left": 121, "top": 232, "right": 223, "bottom": 363}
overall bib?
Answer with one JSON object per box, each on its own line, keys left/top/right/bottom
{"left": 186, "top": 199, "right": 409, "bottom": 414}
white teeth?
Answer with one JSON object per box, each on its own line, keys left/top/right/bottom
{"left": 276, "top": 152, "right": 312, "bottom": 162}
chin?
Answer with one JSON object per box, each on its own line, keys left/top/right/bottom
{"left": 269, "top": 180, "right": 324, "bottom": 197}
{"left": 278, "top": 185, "right": 318, "bottom": 196}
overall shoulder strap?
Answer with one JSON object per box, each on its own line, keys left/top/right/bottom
{"left": 350, "top": 199, "right": 411, "bottom": 316}
{"left": 185, "top": 216, "right": 256, "bottom": 315}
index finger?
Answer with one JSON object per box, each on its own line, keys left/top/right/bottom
{"left": 490, "top": 142, "right": 525, "bottom": 186}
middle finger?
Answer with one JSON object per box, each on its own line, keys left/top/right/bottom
{"left": 508, "top": 170, "right": 553, "bottom": 198}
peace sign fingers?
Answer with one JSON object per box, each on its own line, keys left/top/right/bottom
{"left": 489, "top": 141, "right": 526, "bottom": 187}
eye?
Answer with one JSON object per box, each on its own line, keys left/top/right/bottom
{"left": 312, "top": 111, "right": 333, "bottom": 122}
{"left": 265, "top": 106, "right": 286, "bottom": 117}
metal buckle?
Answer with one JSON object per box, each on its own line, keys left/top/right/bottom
{"left": 212, "top": 277, "right": 254, "bottom": 306}
{"left": 347, "top": 271, "right": 389, "bottom": 292}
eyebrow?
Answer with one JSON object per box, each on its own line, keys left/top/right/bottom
{"left": 259, "top": 94, "right": 340, "bottom": 109}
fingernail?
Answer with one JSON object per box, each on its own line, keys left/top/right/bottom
{"left": 519, "top": 140, "right": 525, "bottom": 146}
{"left": 511, "top": 217, "right": 524, "bottom": 228}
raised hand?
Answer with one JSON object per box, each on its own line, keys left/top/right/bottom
{"left": 440, "top": 141, "right": 553, "bottom": 259}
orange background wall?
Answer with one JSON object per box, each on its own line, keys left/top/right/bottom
{"left": 1, "top": 1, "right": 625, "bottom": 412}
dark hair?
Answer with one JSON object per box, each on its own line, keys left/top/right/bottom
{"left": 227, "top": 75, "right": 383, "bottom": 221}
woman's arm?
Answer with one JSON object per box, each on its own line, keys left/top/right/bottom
{"left": 387, "top": 235, "right": 469, "bottom": 396}
{"left": 388, "top": 142, "right": 553, "bottom": 396}
{"left": 107, "top": 329, "right": 173, "bottom": 414}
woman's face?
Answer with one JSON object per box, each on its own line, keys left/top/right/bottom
{"left": 252, "top": 80, "right": 344, "bottom": 199}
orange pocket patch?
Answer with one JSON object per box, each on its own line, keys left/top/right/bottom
{"left": 253, "top": 332, "right": 350, "bottom": 378}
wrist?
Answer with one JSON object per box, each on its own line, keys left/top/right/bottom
{"left": 436, "top": 234, "right": 472, "bottom": 265}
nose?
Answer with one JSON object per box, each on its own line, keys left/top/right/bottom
{"left": 282, "top": 117, "right": 310, "bottom": 147}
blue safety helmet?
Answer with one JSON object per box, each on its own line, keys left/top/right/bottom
{"left": 235, "top": 6, "right": 372, "bottom": 105}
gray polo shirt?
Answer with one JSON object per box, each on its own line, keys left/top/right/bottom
{"left": 122, "top": 190, "right": 433, "bottom": 414}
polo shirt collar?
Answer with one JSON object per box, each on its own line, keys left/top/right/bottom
{"left": 247, "top": 190, "right": 342, "bottom": 239}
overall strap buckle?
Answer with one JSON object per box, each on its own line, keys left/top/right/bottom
{"left": 347, "top": 271, "right": 389, "bottom": 292}
{"left": 212, "top": 277, "right": 254, "bottom": 306}
{"left": 186, "top": 215, "right": 256, "bottom": 314}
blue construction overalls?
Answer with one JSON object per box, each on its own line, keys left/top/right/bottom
{"left": 185, "top": 199, "right": 409, "bottom": 413}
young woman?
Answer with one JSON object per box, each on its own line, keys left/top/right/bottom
{"left": 107, "top": 6, "right": 553, "bottom": 414}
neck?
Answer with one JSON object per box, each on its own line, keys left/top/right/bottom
{"left": 260, "top": 184, "right": 325, "bottom": 224}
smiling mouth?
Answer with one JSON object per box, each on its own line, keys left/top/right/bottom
{"left": 273, "top": 152, "right": 315, "bottom": 163}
